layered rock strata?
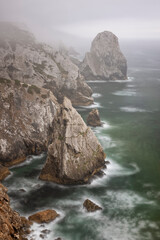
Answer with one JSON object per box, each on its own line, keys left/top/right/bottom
{"left": 39, "top": 97, "right": 106, "bottom": 184}
{"left": 80, "top": 31, "right": 127, "bottom": 80}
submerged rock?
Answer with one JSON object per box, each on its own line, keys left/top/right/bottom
{"left": 87, "top": 109, "right": 102, "bottom": 127}
{"left": 39, "top": 97, "right": 106, "bottom": 184}
{"left": 0, "top": 183, "right": 31, "bottom": 240}
{"left": 0, "top": 22, "right": 93, "bottom": 106}
{"left": 0, "top": 164, "right": 10, "bottom": 180}
{"left": 83, "top": 199, "right": 102, "bottom": 212}
{"left": 28, "top": 209, "right": 59, "bottom": 223}
{"left": 80, "top": 31, "right": 127, "bottom": 80}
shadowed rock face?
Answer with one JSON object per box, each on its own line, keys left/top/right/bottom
{"left": 87, "top": 109, "right": 102, "bottom": 127}
{"left": 0, "top": 22, "right": 93, "bottom": 106}
{"left": 39, "top": 97, "right": 106, "bottom": 184}
{"left": 0, "top": 79, "right": 60, "bottom": 166}
{"left": 83, "top": 199, "right": 102, "bottom": 212}
{"left": 28, "top": 209, "right": 59, "bottom": 223}
{"left": 80, "top": 31, "right": 127, "bottom": 80}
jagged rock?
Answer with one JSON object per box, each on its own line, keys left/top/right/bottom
{"left": 83, "top": 199, "right": 102, "bottom": 212}
{"left": 0, "top": 22, "right": 93, "bottom": 106}
{"left": 0, "top": 183, "right": 31, "bottom": 240}
{"left": 87, "top": 109, "right": 102, "bottom": 127}
{"left": 0, "top": 79, "right": 60, "bottom": 166}
{"left": 0, "top": 164, "right": 10, "bottom": 180}
{"left": 39, "top": 97, "right": 106, "bottom": 184}
{"left": 80, "top": 31, "right": 127, "bottom": 80}
{"left": 28, "top": 209, "right": 59, "bottom": 223}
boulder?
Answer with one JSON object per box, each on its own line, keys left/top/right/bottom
{"left": 0, "top": 164, "right": 10, "bottom": 180}
{"left": 39, "top": 97, "right": 106, "bottom": 184}
{"left": 80, "top": 31, "right": 127, "bottom": 80}
{"left": 28, "top": 209, "right": 59, "bottom": 223}
{"left": 83, "top": 199, "right": 102, "bottom": 212}
{"left": 87, "top": 109, "right": 102, "bottom": 127}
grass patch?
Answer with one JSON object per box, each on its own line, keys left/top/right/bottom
{"left": 14, "top": 79, "right": 21, "bottom": 86}
{"left": 41, "top": 94, "right": 48, "bottom": 99}
{"left": 27, "top": 85, "right": 41, "bottom": 95}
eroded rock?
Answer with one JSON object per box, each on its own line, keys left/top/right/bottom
{"left": 28, "top": 209, "right": 59, "bottom": 223}
{"left": 83, "top": 199, "right": 102, "bottom": 212}
{"left": 0, "top": 164, "right": 10, "bottom": 180}
{"left": 87, "top": 109, "right": 102, "bottom": 127}
{"left": 80, "top": 31, "right": 127, "bottom": 80}
{"left": 39, "top": 97, "right": 106, "bottom": 184}
{"left": 0, "top": 183, "right": 31, "bottom": 240}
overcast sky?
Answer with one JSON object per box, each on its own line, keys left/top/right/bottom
{"left": 0, "top": 0, "right": 160, "bottom": 43}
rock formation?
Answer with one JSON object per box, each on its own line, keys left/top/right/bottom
{"left": 87, "top": 109, "right": 102, "bottom": 127}
{"left": 80, "top": 31, "right": 127, "bottom": 80}
{"left": 0, "top": 22, "right": 93, "bottom": 106}
{"left": 0, "top": 164, "right": 10, "bottom": 181}
{"left": 39, "top": 97, "right": 106, "bottom": 184}
{"left": 0, "top": 183, "right": 31, "bottom": 240}
{"left": 83, "top": 199, "right": 102, "bottom": 212}
{"left": 28, "top": 209, "right": 59, "bottom": 224}
{"left": 0, "top": 78, "right": 60, "bottom": 166}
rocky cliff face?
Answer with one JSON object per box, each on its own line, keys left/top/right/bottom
{"left": 0, "top": 78, "right": 59, "bottom": 166}
{"left": 0, "top": 22, "right": 93, "bottom": 106}
{"left": 40, "top": 97, "right": 106, "bottom": 184}
{"left": 0, "top": 183, "right": 30, "bottom": 240}
{"left": 80, "top": 31, "right": 127, "bottom": 80}
{"left": 0, "top": 80, "right": 106, "bottom": 183}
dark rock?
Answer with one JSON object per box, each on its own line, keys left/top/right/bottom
{"left": 87, "top": 109, "right": 102, "bottom": 127}
{"left": 83, "top": 199, "right": 102, "bottom": 212}
{"left": 28, "top": 209, "right": 59, "bottom": 223}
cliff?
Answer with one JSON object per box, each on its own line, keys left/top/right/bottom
{"left": 0, "top": 78, "right": 60, "bottom": 166}
{"left": 0, "top": 22, "right": 93, "bottom": 106}
{"left": 80, "top": 31, "right": 127, "bottom": 80}
{"left": 0, "top": 183, "right": 30, "bottom": 240}
{"left": 40, "top": 97, "right": 106, "bottom": 184}
{"left": 0, "top": 80, "right": 106, "bottom": 183}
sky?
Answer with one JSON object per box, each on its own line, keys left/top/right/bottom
{"left": 0, "top": 0, "right": 160, "bottom": 47}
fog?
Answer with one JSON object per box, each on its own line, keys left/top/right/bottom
{"left": 0, "top": 0, "right": 160, "bottom": 51}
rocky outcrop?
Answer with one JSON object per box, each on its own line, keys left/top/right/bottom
{"left": 0, "top": 164, "right": 10, "bottom": 181}
{"left": 28, "top": 209, "right": 59, "bottom": 224}
{"left": 80, "top": 31, "right": 127, "bottom": 80}
{"left": 83, "top": 199, "right": 102, "bottom": 212}
{"left": 0, "top": 78, "right": 60, "bottom": 166}
{"left": 39, "top": 97, "right": 106, "bottom": 184}
{"left": 87, "top": 109, "right": 102, "bottom": 127}
{"left": 0, "top": 183, "right": 31, "bottom": 240}
{"left": 0, "top": 22, "right": 93, "bottom": 106}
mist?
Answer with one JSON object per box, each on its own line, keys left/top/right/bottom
{"left": 0, "top": 0, "right": 160, "bottom": 52}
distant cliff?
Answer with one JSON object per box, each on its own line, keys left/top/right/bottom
{"left": 0, "top": 22, "right": 93, "bottom": 106}
{"left": 80, "top": 31, "right": 127, "bottom": 80}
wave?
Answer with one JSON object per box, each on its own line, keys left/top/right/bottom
{"left": 81, "top": 101, "right": 102, "bottom": 109}
{"left": 120, "top": 107, "right": 147, "bottom": 112}
{"left": 112, "top": 90, "right": 137, "bottom": 96}
{"left": 86, "top": 80, "right": 107, "bottom": 83}
{"left": 92, "top": 93, "right": 102, "bottom": 98}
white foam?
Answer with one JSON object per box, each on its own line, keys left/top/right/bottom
{"left": 109, "top": 77, "right": 134, "bottom": 83}
{"left": 112, "top": 90, "right": 137, "bottom": 96}
{"left": 81, "top": 101, "right": 102, "bottom": 108}
{"left": 92, "top": 93, "right": 102, "bottom": 98}
{"left": 120, "top": 107, "right": 147, "bottom": 112}
{"left": 86, "top": 80, "right": 106, "bottom": 83}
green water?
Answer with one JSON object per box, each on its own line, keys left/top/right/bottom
{"left": 3, "top": 61, "right": 160, "bottom": 239}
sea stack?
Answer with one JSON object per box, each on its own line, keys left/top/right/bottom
{"left": 87, "top": 109, "right": 102, "bottom": 127}
{"left": 80, "top": 31, "right": 127, "bottom": 80}
{"left": 39, "top": 97, "right": 106, "bottom": 184}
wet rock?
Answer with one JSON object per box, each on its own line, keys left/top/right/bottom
{"left": 80, "top": 31, "right": 127, "bottom": 80}
{"left": 40, "top": 97, "right": 106, "bottom": 184}
{"left": 0, "top": 183, "right": 30, "bottom": 240}
{"left": 83, "top": 199, "right": 102, "bottom": 212}
{"left": 55, "top": 238, "right": 62, "bottom": 240}
{"left": 87, "top": 109, "right": 102, "bottom": 127}
{"left": 0, "top": 164, "right": 10, "bottom": 180}
{"left": 28, "top": 209, "right": 59, "bottom": 223}
{"left": 41, "top": 229, "right": 51, "bottom": 234}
